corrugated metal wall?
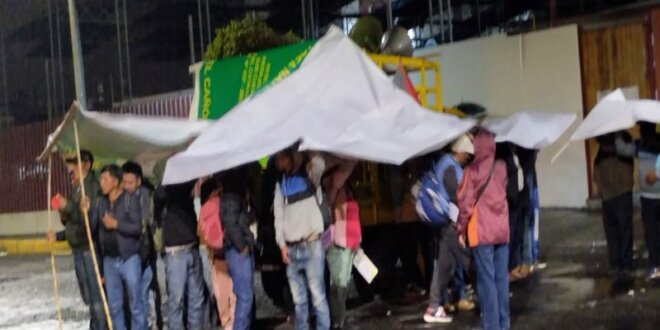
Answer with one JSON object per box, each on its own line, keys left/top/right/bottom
{"left": 0, "top": 91, "right": 193, "bottom": 213}
{"left": 0, "top": 121, "right": 70, "bottom": 213}
{"left": 580, "top": 22, "right": 653, "bottom": 197}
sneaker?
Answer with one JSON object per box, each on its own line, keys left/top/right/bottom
{"left": 443, "top": 303, "right": 456, "bottom": 313}
{"left": 646, "top": 267, "right": 660, "bottom": 281}
{"left": 518, "top": 264, "right": 531, "bottom": 278}
{"left": 424, "top": 306, "right": 453, "bottom": 323}
{"left": 456, "top": 299, "right": 476, "bottom": 312}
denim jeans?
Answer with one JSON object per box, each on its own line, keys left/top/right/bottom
{"left": 225, "top": 248, "right": 255, "bottom": 330}
{"left": 164, "top": 248, "right": 205, "bottom": 330}
{"left": 286, "top": 239, "right": 330, "bottom": 330}
{"left": 73, "top": 249, "right": 106, "bottom": 330}
{"left": 140, "top": 261, "right": 163, "bottom": 329}
{"left": 641, "top": 197, "right": 660, "bottom": 269}
{"left": 473, "top": 244, "right": 510, "bottom": 330}
{"left": 103, "top": 254, "right": 145, "bottom": 330}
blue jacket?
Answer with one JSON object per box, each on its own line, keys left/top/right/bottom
{"left": 92, "top": 191, "right": 143, "bottom": 259}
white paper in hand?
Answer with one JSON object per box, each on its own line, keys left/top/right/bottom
{"left": 448, "top": 202, "right": 459, "bottom": 223}
{"left": 353, "top": 249, "right": 378, "bottom": 284}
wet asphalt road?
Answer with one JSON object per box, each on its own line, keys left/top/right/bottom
{"left": 2, "top": 209, "right": 660, "bottom": 330}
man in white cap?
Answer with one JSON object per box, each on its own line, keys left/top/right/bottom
{"left": 422, "top": 134, "right": 474, "bottom": 324}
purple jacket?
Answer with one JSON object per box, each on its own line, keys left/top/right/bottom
{"left": 457, "top": 130, "right": 509, "bottom": 247}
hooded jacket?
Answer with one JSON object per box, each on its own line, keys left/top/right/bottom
{"left": 458, "top": 130, "right": 509, "bottom": 247}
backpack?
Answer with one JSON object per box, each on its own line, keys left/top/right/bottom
{"left": 137, "top": 187, "right": 157, "bottom": 261}
{"left": 198, "top": 196, "right": 224, "bottom": 250}
{"left": 414, "top": 154, "right": 461, "bottom": 227}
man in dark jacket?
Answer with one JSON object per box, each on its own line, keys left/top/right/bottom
{"left": 594, "top": 132, "right": 635, "bottom": 277}
{"left": 154, "top": 179, "right": 205, "bottom": 330}
{"left": 92, "top": 165, "right": 144, "bottom": 330}
{"left": 46, "top": 150, "right": 106, "bottom": 330}
{"left": 216, "top": 164, "right": 256, "bottom": 330}
{"left": 121, "top": 161, "right": 162, "bottom": 329}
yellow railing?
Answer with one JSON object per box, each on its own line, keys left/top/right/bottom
{"left": 349, "top": 54, "right": 444, "bottom": 226}
{"left": 367, "top": 54, "right": 443, "bottom": 112}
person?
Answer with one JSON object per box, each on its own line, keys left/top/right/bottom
{"left": 592, "top": 132, "right": 635, "bottom": 277}
{"left": 636, "top": 122, "right": 660, "bottom": 280}
{"left": 501, "top": 143, "right": 523, "bottom": 280}
{"left": 507, "top": 146, "right": 540, "bottom": 281}
{"left": 274, "top": 148, "right": 331, "bottom": 330}
{"left": 385, "top": 163, "right": 427, "bottom": 296}
{"left": 200, "top": 178, "right": 236, "bottom": 330}
{"left": 216, "top": 166, "right": 256, "bottom": 330}
{"left": 323, "top": 159, "right": 359, "bottom": 329}
{"left": 92, "top": 165, "right": 145, "bottom": 330}
{"left": 46, "top": 150, "right": 106, "bottom": 330}
{"left": 458, "top": 129, "right": 510, "bottom": 330}
{"left": 154, "top": 180, "right": 205, "bottom": 330}
{"left": 520, "top": 148, "right": 541, "bottom": 275}
{"left": 423, "top": 135, "right": 473, "bottom": 324}
{"left": 121, "top": 161, "right": 163, "bottom": 329}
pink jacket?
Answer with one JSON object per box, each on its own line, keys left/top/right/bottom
{"left": 331, "top": 189, "right": 361, "bottom": 250}
{"left": 322, "top": 157, "right": 361, "bottom": 250}
{"left": 457, "top": 130, "right": 509, "bottom": 247}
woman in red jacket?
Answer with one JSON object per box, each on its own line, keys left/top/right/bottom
{"left": 458, "top": 129, "right": 510, "bottom": 330}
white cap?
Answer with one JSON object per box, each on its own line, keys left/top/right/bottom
{"left": 451, "top": 135, "right": 475, "bottom": 155}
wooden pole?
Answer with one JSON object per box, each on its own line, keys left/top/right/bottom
{"left": 47, "top": 156, "right": 63, "bottom": 330}
{"left": 73, "top": 121, "right": 114, "bottom": 330}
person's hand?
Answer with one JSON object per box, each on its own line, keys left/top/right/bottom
{"left": 102, "top": 212, "right": 118, "bottom": 230}
{"left": 240, "top": 246, "right": 250, "bottom": 255}
{"left": 458, "top": 235, "right": 466, "bottom": 249}
{"left": 79, "top": 195, "right": 90, "bottom": 212}
{"left": 46, "top": 231, "right": 56, "bottom": 243}
{"left": 280, "top": 246, "right": 290, "bottom": 265}
{"left": 57, "top": 195, "right": 68, "bottom": 211}
{"left": 645, "top": 170, "right": 658, "bottom": 185}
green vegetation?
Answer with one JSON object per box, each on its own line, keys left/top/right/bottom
{"left": 204, "top": 15, "right": 301, "bottom": 60}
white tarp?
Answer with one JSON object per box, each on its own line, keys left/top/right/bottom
{"left": 571, "top": 89, "right": 660, "bottom": 141}
{"left": 38, "top": 102, "right": 212, "bottom": 173}
{"left": 163, "top": 26, "right": 475, "bottom": 184}
{"left": 481, "top": 112, "right": 577, "bottom": 149}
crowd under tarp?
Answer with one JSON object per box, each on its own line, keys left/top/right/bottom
{"left": 162, "top": 27, "right": 477, "bottom": 184}
{"left": 36, "top": 27, "right": 580, "bottom": 183}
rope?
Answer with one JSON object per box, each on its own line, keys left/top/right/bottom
{"left": 73, "top": 121, "right": 114, "bottom": 330}
{"left": 47, "top": 156, "right": 63, "bottom": 330}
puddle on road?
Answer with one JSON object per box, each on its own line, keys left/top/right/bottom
{"left": 510, "top": 260, "right": 657, "bottom": 317}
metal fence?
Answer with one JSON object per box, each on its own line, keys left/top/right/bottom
{"left": 0, "top": 90, "right": 193, "bottom": 213}
{"left": 108, "top": 89, "right": 193, "bottom": 118}
{"left": 0, "top": 121, "right": 69, "bottom": 213}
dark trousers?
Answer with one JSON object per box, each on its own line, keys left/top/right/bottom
{"left": 396, "top": 223, "right": 425, "bottom": 288}
{"left": 429, "top": 225, "right": 469, "bottom": 309}
{"left": 508, "top": 200, "right": 525, "bottom": 269}
{"left": 603, "top": 192, "right": 633, "bottom": 271}
{"left": 641, "top": 197, "right": 660, "bottom": 269}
